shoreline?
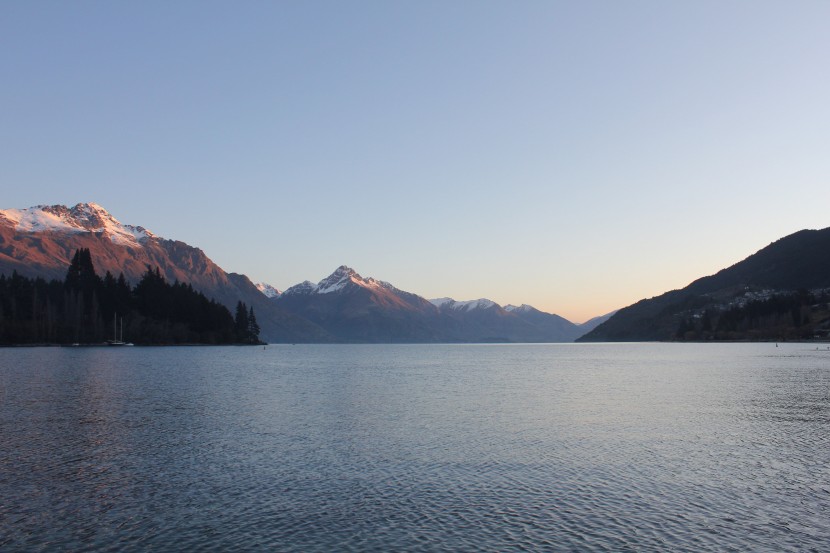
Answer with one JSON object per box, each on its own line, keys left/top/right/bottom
{"left": 0, "top": 342, "right": 268, "bottom": 348}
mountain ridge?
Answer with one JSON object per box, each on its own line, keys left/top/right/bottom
{"left": 274, "top": 266, "right": 586, "bottom": 342}
{"left": 579, "top": 227, "right": 830, "bottom": 342}
{"left": 1, "top": 202, "right": 600, "bottom": 343}
{"left": 0, "top": 203, "right": 331, "bottom": 343}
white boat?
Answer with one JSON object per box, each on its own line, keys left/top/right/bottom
{"left": 107, "top": 314, "right": 134, "bottom": 346}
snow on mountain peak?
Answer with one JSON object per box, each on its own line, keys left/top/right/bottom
{"left": 504, "top": 304, "right": 535, "bottom": 313}
{"left": 0, "top": 203, "right": 156, "bottom": 245}
{"left": 281, "top": 266, "right": 401, "bottom": 296}
{"left": 429, "top": 297, "right": 499, "bottom": 311}
{"left": 283, "top": 280, "right": 317, "bottom": 295}
{"left": 316, "top": 265, "right": 361, "bottom": 294}
{"left": 458, "top": 298, "right": 498, "bottom": 310}
{"left": 255, "top": 282, "right": 282, "bottom": 298}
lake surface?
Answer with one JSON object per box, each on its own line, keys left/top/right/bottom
{"left": 1, "top": 343, "right": 829, "bottom": 551}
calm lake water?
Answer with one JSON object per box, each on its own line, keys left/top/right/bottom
{"left": 1, "top": 343, "right": 829, "bottom": 551}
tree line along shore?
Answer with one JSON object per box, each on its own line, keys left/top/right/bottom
{"left": 0, "top": 249, "right": 263, "bottom": 346}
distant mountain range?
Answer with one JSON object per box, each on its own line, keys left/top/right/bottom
{"left": 13, "top": 203, "right": 825, "bottom": 344}
{"left": 0, "top": 203, "right": 599, "bottom": 343}
{"left": 579, "top": 227, "right": 830, "bottom": 341}
{"left": 268, "top": 265, "right": 601, "bottom": 342}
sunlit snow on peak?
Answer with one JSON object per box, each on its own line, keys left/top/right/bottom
{"left": 282, "top": 281, "right": 317, "bottom": 295}
{"left": 255, "top": 282, "right": 282, "bottom": 298}
{"left": 430, "top": 297, "right": 499, "bottom": 311}
{"left": 505, "top": 304, "right": 535, "bottom": 313}
{"left": 283, "top": 266, "right": 403, "bottom": 296}
{"left": 316, "top": 266, "right": 359, "bottom": 294}
{"left": 0, "top": 203, "right": 157, "bottom": 245}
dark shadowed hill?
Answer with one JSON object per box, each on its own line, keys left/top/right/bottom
{"left": 579, "top": 227, "right": 830, "bottom": 342}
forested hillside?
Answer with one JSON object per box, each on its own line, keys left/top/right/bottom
{"left": 0, "top": 249, "right": 262, "bottom": 345}
{"left": 580, "top": 227, "right": 830, "bottom": 342}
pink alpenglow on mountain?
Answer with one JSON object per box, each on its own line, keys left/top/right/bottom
{"left": 0, "top": 203, "right": 329, "bottom": 343}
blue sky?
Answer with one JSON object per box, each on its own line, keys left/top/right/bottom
{"left": 2, "top": 1, "right": 829, "bottom": 322}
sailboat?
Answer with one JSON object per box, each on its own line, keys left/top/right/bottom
{"left": 107, "top": 313, "right": 134, "bottom": 346}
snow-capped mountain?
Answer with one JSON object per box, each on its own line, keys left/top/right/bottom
{"left": 504, "top": 304, "right": 533, "bottom": 313}
{"left": 505, "top": 303, "right": 615, "bottom": 338}
{"left": 0, "top": 202, "right": 155, "bottom": 246}
{"left": 0, "top": 203, "right": 330, "bottom": 343}
{"left": 430, "top": 297, "right": 498, "bottom": 311}
{"left": 276, "top": 267, "right": 585, "bottom": 342}
{"left": 0, "top": 203, "right": 600, "bottom": 343}
{"left": 281, "top": 266, "right": 434, "bottom": 314}
{"left": 0, "top": 202, "right": 221, "bottom": 286}
{"left": 255, "top": 282, "right": 282, "bottom": 299}
{"left": 503, "top": 303, "right": 585, "bottom": 341}
{"left": 283, "top": 266, "right": 399, "bottom": 296}
{"left": 276, "top": 266, "right": 440, "bottom": 342}
{"left": 429, "top": 296, "right": 583, "bottom": 342}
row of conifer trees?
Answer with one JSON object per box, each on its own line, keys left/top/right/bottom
{"left": 0, "top": 248, "right": 262, "bottom": 345}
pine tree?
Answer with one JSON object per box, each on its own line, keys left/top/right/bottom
{"left": 2, "top": 252, "right": 243, "bottom": 345}
{"left": 248, "top": 306, "right": 260, "bottom": 343}
{"left": 235, "top": 301, "right": 249, "bottom": 342}
{"left": 65, "top": 250, "right": 83, "bottom": 289}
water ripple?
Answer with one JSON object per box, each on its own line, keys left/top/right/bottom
{"left": 1, "top": 343, "right": 829, "bottom": 551}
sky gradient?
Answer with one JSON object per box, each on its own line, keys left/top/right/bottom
{"left": 2, "top": 1, "right": 829, "bottom": 323}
